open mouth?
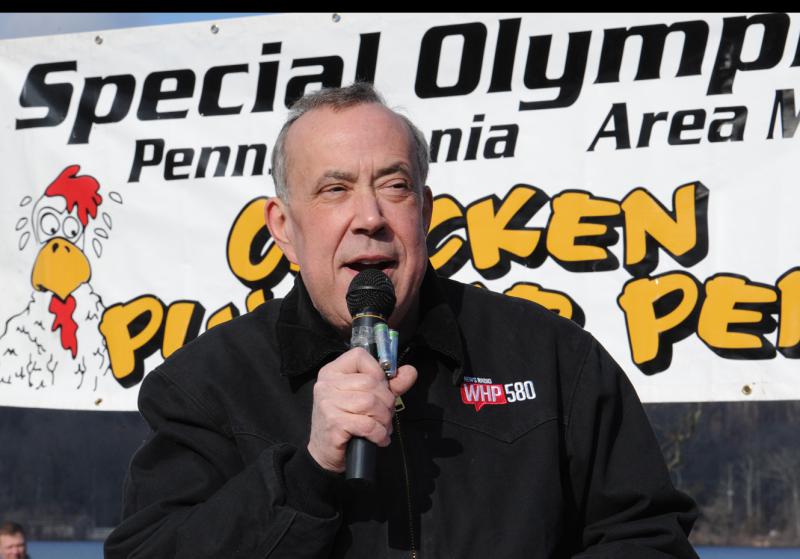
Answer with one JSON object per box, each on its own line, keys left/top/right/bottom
{"left": 344, "top": 259, "right": 397, "bottom": 274}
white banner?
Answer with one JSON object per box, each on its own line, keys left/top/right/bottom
{"left": 0, "top": 13, "right": 798, "bottom": 410}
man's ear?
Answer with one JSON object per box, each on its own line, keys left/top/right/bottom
{"left": 422, "top": 185, "right": 433, "bottom": 234}
{"left": 264, "top": 197, "right": 298, "bottom": 264}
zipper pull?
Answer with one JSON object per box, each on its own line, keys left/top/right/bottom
{"left": 394, "top": 396, "right": 406, "bottom": 412}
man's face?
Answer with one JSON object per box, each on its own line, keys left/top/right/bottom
{"left": 267, "top": 103, "right": 432, "bottom": 335}
{"left": 0, "top": 533, "right": 26, "bottom": 559}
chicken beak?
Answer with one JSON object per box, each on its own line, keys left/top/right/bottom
{"left": 31, "top": 238, "right": 91, "bottom": 301}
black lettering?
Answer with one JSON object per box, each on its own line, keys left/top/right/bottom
{"left": 128, "top": 139, "right": 165, "bottom": 182}
{"left": 233, "top": 144, "right": 267, "bottom": 176}
{"left": 637, "top": 111, "right": 669, "bottom": 148}
{"left": 596, "top": 20, "right": 708, "bottom": 83}
{"left": 165, "top": 148, "right": 194, "bottom": 180}
{"left": 708, "top": 13, "right": 790, "bottom": 95}
{"left": 767, "top": 89, "right": 800, "bottom": 139}
{"left": 668, "top": 109, "right": 705, "bottom": 145}
{"left": 519, "top": 31, "right": 592, "bottom": 111}
{"left": 708, "top": 106, "right": 747, "bottom": 142}
{"left": 200, "top": 65, "right": 248, "bottom": 116}
{"left": 253, "top": 42, "right": 282, "bottom": 113}
{"left": 138, "top": 70, "right": 195, "bottom": 120}
{"left": 588, "top": 103, "right": 631, "bottom": 151}
{"left": 484, "top": 125, "right": 518, "bottom": 159}
{"left": 70, "top": 75, "right": 135, "bottom": 144}
{"left": 430, "top": 129, "right": 462, "bottom": 162}
{"left": 465, "top": 114, "right": 484, "bottom": 160}
{"left": 488, "top": 18, "right": 521, "bottom": 93}
{"left": 415, "top": 22, "right": 487, "bottom": 98}
{"left": 285, "top": 56, "right": 344, "bottom": 108}
{"left": 355, "top": 32, "right": 380, "bottom": 83}
{"left": 16, "top": 61, "right": 77, "bottom": 130}
{"left": 196, "top": 146, "right": 231, "bottom": 178}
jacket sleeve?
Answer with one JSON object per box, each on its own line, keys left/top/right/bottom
{"left": 104, "top": 368, "right": 343, "bottom": 559}
{"left": 566, "top": 338, "right": 700, "bottom": 559}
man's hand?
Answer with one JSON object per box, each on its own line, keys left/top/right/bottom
{"left": 307, "top": 347, "right": 417, "bottom": 473}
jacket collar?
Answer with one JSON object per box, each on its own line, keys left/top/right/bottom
{"left": 276, "top": 266, "right": 464, "bottom": 384}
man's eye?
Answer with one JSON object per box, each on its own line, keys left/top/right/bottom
{"left": 323, "top": 185, "right": 346, "bottom": 193}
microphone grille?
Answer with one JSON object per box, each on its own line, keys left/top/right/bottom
{"left": 346, "top": 269, "right": 396, "bottom": 318}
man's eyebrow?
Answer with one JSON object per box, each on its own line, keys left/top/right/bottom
{"left": 317, "top": 163, "right": 412, "bottom": 185}
{"left": 320, "top": 170, "right": 357, "bottom": 183}
{"left": 375, "top": 163, "right": 412, "bottom": 178}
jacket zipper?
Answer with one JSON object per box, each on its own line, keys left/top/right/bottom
{"left": 394, "top": 344, "right": 417, "bottom": 558}
{"left": 394, "top": 410, "right": 417, "bottom": 559}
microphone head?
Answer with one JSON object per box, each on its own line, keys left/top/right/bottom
{"left": 347, "top": 269, "right": 396, "bottom": 319}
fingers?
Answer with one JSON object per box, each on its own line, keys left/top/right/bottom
{"left": 389, "top": 364, "right": 418, "bottom": 397}
{"left": 339, "top": 413, "right": 394, "bottom": 447}
{"left": 322, "top": 346, "right": 386, "bottom": 380}
{"left": 308, "top": 347, "right": 411, "bottom": 472}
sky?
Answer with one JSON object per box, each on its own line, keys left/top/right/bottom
{"left": 0, "top": 13, "right": 265, "bottom": 40}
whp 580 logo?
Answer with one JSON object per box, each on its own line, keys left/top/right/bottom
{"left": 460, "top": 376, "right": 536, "bottom": 411}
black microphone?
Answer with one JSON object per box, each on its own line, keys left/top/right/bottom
{"left": 345, "top": 268, "right": 396, "bottom": 483}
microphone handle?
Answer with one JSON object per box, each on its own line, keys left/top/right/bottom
{"left": 346, "top": 313, "right": 383, "bottom": 483}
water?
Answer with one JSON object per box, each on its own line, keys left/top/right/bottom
{"left": 697, "top": 549, "right": 800, "bottom": 558}
{"left": 27, "top": 541, "right": 104, "bottom": 558}
{"left": 25, "top": 542, "right": 800, "bottom": 558}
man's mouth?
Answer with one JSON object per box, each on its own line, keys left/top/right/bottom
{"left": 344, "top": 258, "right": 397, "bottom": 274}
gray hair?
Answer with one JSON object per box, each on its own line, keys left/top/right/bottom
{"left": 270, "top": 82, "right": 429, "bottom": 202}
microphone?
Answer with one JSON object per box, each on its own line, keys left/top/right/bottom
{"left": 345, "top": 268, "right": 396, "bottom": 482}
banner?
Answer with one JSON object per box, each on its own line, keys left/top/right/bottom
{"left": 0, "top": 13, "right": 797, "bottom": 410}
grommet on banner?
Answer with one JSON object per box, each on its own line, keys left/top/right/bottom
{"left": 94, "top": 35, "right": 103, "bottom": 45}
{"left": 210, "top": 24, "right": 219, "bottom": 34}
{"left": 332, "top": 13, "right": 341, "bottom": 23}
{"left": 742, "top": 385, "right": 752, "bottom": 396}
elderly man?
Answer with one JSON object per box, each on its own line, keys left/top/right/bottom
{"left": 0, "top": 522, "right": 28, "bottom": 559}
{"left": 106, "top": 83, "right": 698, "bottom": 558}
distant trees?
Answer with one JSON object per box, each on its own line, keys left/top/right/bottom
{"left": 646, "top": 400, "right": 800, "bottom": 546}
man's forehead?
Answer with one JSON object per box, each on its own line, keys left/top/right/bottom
{"left": 0, "top": 533, "right": 23, "bottom": 541}
{"left": 286, "top": 103, "right": 412, "bottom": 153}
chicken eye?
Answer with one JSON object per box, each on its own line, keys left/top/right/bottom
{"left": 63, "top": 216, "right": 82, "bottom": 240}
{"left": 39, "top": 212, "right": 59, "bottom": 236}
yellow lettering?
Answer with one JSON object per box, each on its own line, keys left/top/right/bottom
{"left": 99, "top": 296, "right": 165, "bottom": 387}
{"left": 621, "top": 182, "right": 708, "bottom": 276}
{"left": 207, "top": 304, "right": 238, "bottom": 330}
{"left": 465, "top": 185, "right": 544, "bottom": 274}
{"left": 227, "top": 197, "right": 287, "bottom": 285}
{"left": 547, "top": 191, "right": 621, "bottom": 270}
{"left": 246, "top": 289, "right": 268, "bottom": 312}
{"left": 617, "top": 273, "right": 699, "bottom": 372}
{"left": 162, "top": 301, "right": 203, "bottom": 358}
{"left": 698, "top": 275, "right": 777, "bottom": 354}
{"left": 428, "top": 195, "right": 467, "bottom": 272}
{"left": 777, "top": 268, "right": 800, "bottom": 356}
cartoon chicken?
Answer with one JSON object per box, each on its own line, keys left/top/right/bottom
{"left": 0, "top": 165, "right": 112, "bottom": 395}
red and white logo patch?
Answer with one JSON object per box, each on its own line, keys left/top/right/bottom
{"left": 460, "top": 376, "right": 536, "bottom": 411}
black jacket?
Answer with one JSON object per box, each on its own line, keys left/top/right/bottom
{"left": 105, "top": 269, "right": 698, "bottom": 558}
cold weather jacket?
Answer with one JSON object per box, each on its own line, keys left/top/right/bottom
{"left": 105, "top": 267, "right": 699, "bottom": 558}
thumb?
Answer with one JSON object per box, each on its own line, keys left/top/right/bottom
{"left": 388, "top": 364, "right": 417, "bottom": 397}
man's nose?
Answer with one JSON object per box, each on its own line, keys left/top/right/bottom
{"left": 350, "top": 189, "right": 387, "bottom": 235}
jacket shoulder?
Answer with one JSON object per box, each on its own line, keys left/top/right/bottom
{"left": 164, "top": 297, "right": 281, "bottom": 370}
{"left": 138, "top": 299, "right": 283, "bottom": 418}
{"left": 440, "top": 276, "right": 592, "bottom": 353}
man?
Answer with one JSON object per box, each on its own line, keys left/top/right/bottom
{"left": 0, "top": 522, "right": 28, "bottom": 559}
{"left": 106, "top": 83, "right": 699, "bottom": 558}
